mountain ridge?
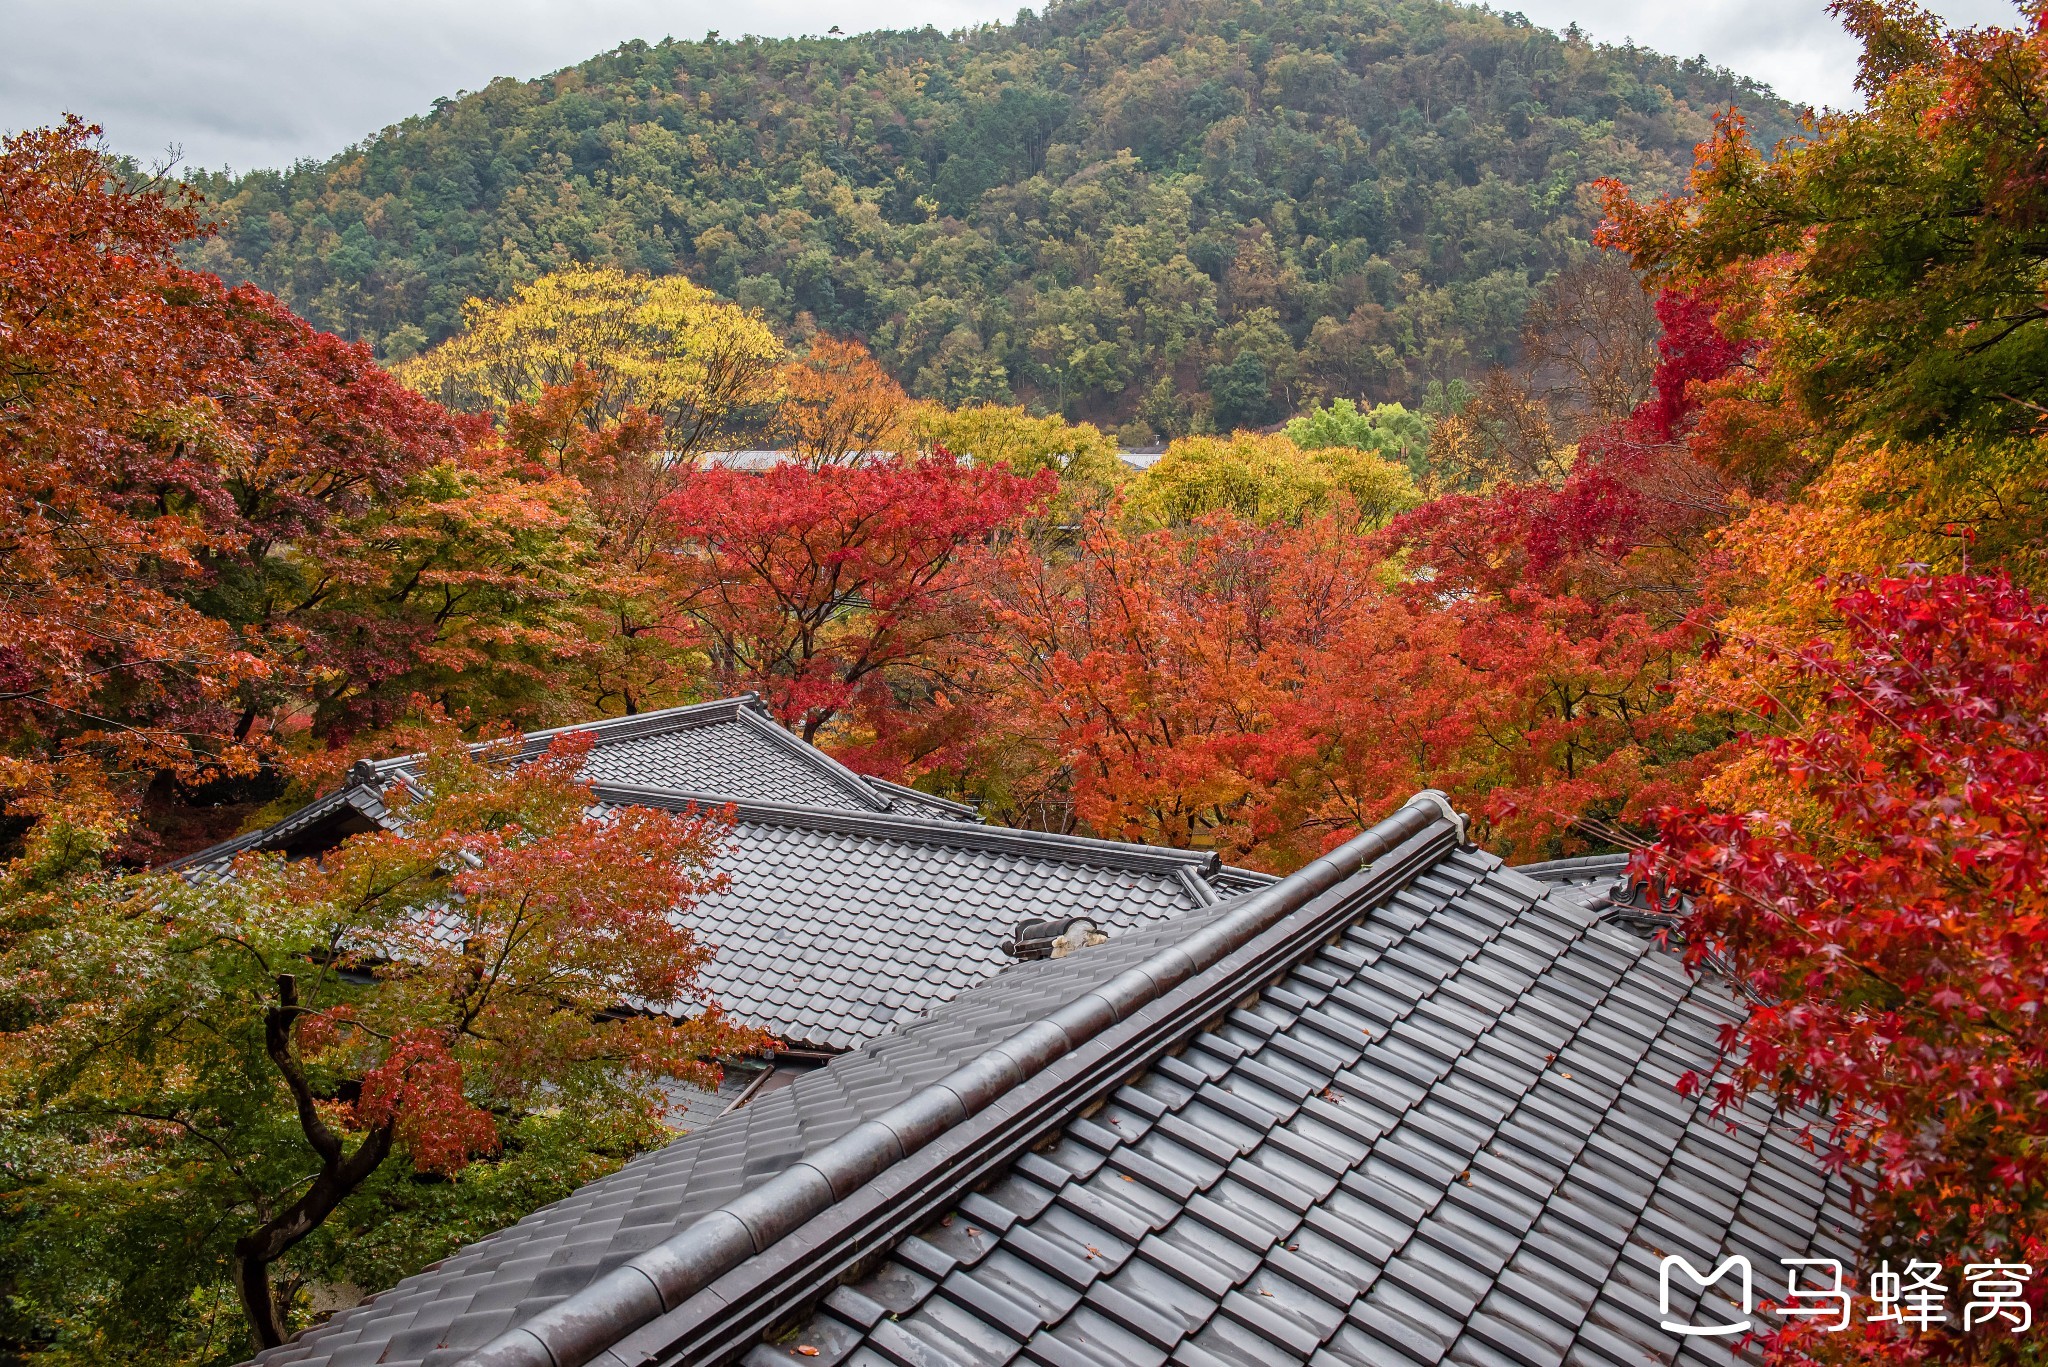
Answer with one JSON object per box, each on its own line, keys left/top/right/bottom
{"left": 183, "top": 0, "right": 1802, "bottom": 436}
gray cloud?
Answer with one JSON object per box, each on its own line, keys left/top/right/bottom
{"left": 1508, "top": 0, "right": 2017, "bottom": 112}
{"left": 0, "top": 0, "right": 2027, "bottom": 172}
{"left": 0, "top": 0, "right": 998, "bottom": 171}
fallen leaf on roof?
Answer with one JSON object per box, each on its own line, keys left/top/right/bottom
{"left": 798, "top": 1349, "right": 820, "bottom": 1358}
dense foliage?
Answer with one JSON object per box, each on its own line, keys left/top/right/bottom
{"left": 8, "top": 1, "right": 2048, "bottom": 1360}
{"left": 182, "top": 0, "right": 1795, "bottom": 436}
{"left": 1600, "top": 3, "right": 2048, "bottom": 1358}
{"left": 0, "top": 731, "right": 765, "bottom": 1358}
{"left": 0, "top": 119, "right": 602, "bottom": 861}
{"left": 1646, "top": 571, "right": 2048, "bottom": 1364}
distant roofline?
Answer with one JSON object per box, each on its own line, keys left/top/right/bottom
{"left": 1511, "top": 852, "right": 1631, "bottom": 883}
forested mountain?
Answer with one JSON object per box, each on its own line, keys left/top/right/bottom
{"left": 184, "top": 0, "right": 1797, "bottom": 436}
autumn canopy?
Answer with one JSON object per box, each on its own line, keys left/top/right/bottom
{"left": 3, "top": 2, "right": 2048, "bottom": 1359}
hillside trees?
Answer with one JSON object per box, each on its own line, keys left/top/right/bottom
{"left": 0, "top": 731, "right": 767, "bottom": 1356}
{"left": 183, "top": 0, "right": 1800, "bottom": 435}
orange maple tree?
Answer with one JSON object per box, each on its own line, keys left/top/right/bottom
{"left": 0, "top": 119, "right": 599, "bottom": 857}
{"left": 774, "top": 335, "right": 911, "bottom": 467}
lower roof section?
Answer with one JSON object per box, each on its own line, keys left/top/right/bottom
{"left": 169, "top": 697, "right": 1263, "bottom": 1054}
{"left": 741, "top": 846, "right": 1858, "bottom": 1367}
{"left": 247, "top": 798, "right": 1859, "bottom": 1367}
{"left": 248, "top": 903, "right": 1236, "bottom": 1367}
{"left": 601, "top": 787, "right": 1243, "bottom": 1053}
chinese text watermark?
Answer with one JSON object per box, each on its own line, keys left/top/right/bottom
{"left": 1658, "top": 1256, "right": 2034, "bottom": 1337}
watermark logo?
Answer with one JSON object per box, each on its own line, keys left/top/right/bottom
{"left": 1659, "top": 1256, "right": 1753, "bottom": 1337}
{"left": 1964, "top": 1263, "right": 2034, "bottom": 1333}
{"left": 1781, "top": 1258, "right": 1853, "bottom": 1332}
{"left": 1658, "top": 1257, "right": 2035, "bottom": 1337}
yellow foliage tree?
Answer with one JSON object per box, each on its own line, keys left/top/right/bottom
{"left": 910, "top": 403, "right": 1127, "bottom": 514}
{"left": 1670, "top": 435, "right": 2048, "bottom": 815}
{"left": 397, "top": 269, "right": 782, "bottom": 718}
{"left": 1124, "top": 431, "right": 1418, "bottom": 529}
{"left": 398, "top": 267, "right": 784, "bottom": 457}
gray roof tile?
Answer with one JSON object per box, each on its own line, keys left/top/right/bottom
{"left": 743, "top": 849, "right": 1861, "bottom": 1367}
{"left": 245, "top": 823, "right": 1858, "bottom": 1367}
{"left": 250, "top": 910, "right": 1242, "bottom": 1367}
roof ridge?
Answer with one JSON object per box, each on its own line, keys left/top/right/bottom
{"left": 590, "top": 781, "right": 1229, "bottom": 876}
{"left": 728, "top": 707, "right": 892, "bottom": 811}
{"left": 459, "top": 792, "right": 1466, "bottom": 1367}
{"left": 343, "top": 697, "right": 772, "bottom": 785}
{"left": 1510, "top": 851, "right": 1631, "bottom": 878}
{"left": 862, "top": 774, "right": 982, "bottom": 820}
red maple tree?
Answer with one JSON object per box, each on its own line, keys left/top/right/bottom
{"left": 659, "top": 451, "right": 1051, "bottom": 744}
{"left": 1642, "top": 570, "right": 2048, "bottom": 1360}
{"left": 1, "top": 119, "right": 599, "bottom": 855}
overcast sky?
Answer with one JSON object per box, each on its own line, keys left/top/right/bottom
{"left": 0, "top": 0, "right": 2022, "bottom": 173}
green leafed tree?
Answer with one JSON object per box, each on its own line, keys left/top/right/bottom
{"left": 1285, "top": 398, "right": 1431, "bottom": 477}
{"left": 0, "top": 731, "right": 769, "bottom": 1361}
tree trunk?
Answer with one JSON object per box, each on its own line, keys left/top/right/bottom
{"left": 231, "top": 1121, "right": 394, "bottom": 1349}
{"left": 237, "top": 974, "right": 399, "bottom": 1350}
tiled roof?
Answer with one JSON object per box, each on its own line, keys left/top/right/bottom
{"left": 746, "top": 847, "right": 1856, "bottom": 1367}
{"left": 451, "top": 697, "right": 927, "bottom": 817}
{"left": 248, "top": 913, "right": 1226, "bottom": 1367}
{"left": 245, "top": 796, "right": 1860, "bottom": 1367}
{"left": 601, "top": 788, "right": 1236, "bottom": 1052}
{"left": 170, "top": 700, "right": 1253, "bottom": 1052}
{"left": 1512, "top": 852, "right": 1631, "bottom": 904}
{"left": 573, "top": 718, "right": 874, "bottom": 808}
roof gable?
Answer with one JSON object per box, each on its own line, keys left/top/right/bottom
{"left": 172, "top": 702, "right": 1260, "bottom": 1052}
{"left": 173, "top": 697, "right": 976, "bottom": 876}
